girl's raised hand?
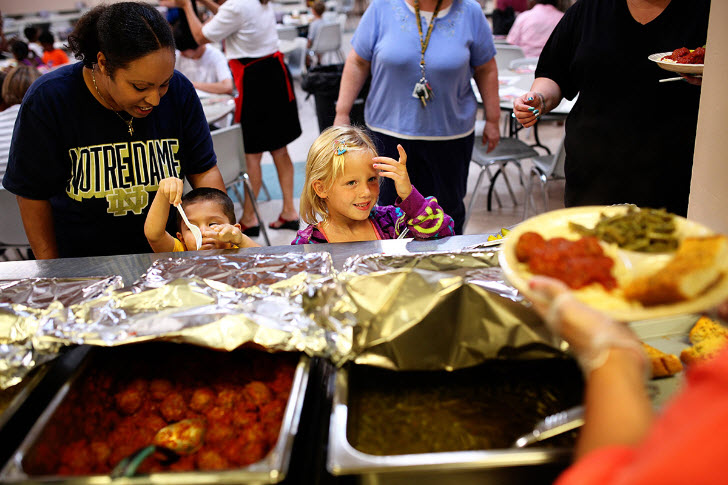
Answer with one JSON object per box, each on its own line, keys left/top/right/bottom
{"left": 373, "top": 144, "right": 412, "bottom": 201}
{"left": 158, "top": 177, "right": 184, "bottom": 207}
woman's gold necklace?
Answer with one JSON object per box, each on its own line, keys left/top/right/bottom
{"left": 91, "top": 66, "right": 134, "bottom": 136}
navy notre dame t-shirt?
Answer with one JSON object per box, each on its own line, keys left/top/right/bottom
{"left": 3, "top": 62, "right": 216, "bottom": 258}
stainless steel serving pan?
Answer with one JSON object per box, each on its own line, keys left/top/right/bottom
{"left": 0, "top": 346, "right": 310, "bottom": 485}
{"left": 328, "top": 313, "right": 701, "bottom": 485}
{"left": 0, "top": 367, "right": 50, "bottom": 435}
{"left": 327, "top": 365, "right": 573, "bottom": 485}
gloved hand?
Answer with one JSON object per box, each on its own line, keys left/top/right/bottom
{"left": 528, "top": 276, "right": 647, "bottom": 376}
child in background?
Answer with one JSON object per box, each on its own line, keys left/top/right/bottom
{"left": 307, "top": 0, "right": 326, "bottom": 50}
{"left": 292, "top": 126, "right": 455, "bottom": 244}
{"left": 145, "top": 177, "right": 259, "bottom": 252}
{"left": 10, "top": 41, "right": 45, "bottom": 70}
{"left": 23, "top": 26, "right": 44, "bottom": 59}
{"left": 39, "top": 30, "right": 70, "bottom": 69}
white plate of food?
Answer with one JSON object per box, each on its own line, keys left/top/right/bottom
{"left": 649, "top": 51, "right": 704, "bottom": 75}
{"left": 499, "top": 205, "right": 728, "bottom": 322}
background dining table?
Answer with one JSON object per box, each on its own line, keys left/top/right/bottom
{"left": 198, "top": 92, "right": 236, "bottom": 126}
{"left": 472, "top": 67, "right": 576, "bottom": 153}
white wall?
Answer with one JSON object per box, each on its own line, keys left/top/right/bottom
{"left": 688, "top": 0, "right": 728, "bottom": 233}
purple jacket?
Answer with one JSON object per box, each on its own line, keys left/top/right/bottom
{"left": 292, "top": 187, "right": 455, "bottom": 244}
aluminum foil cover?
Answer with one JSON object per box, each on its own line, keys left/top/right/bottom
{"left": 309, "top": 249, "right": 566, "bottom": 370}
{"left": 41, "top": 253, "right": 335, "bottom": 355}
{"left": 0, "top": 277, "right": 123, "bottom": 389}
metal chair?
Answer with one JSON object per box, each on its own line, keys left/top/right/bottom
{"left": 522, "top": 134, "right": 566, "bottom": 220}
{"left": 210, "top": 124, "right": 271, "bottom": 246}
{"left": 0, "top": 188, "right": 32, "bottom": 260}
{"left": 309, "top": 22, "right": 345, "bottom": 66}
{"left": 463, "top": 120, "right": 540, "bottom": 232}
{"left": 494, "top": 44, "right": 525, "bottom": 72}
{"left": 285, "top": 37, "right": 308, "bottom": 80}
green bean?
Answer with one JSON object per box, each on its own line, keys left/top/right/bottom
{"left": 569, "top": 206, "right": 678, "bottom": 253}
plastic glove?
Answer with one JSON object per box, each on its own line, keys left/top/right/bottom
{"left": 528, "top": 276, "right": 647, "bottom": 375}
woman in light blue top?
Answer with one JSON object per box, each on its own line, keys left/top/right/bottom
{"left": 334, "top": 0, "right": 500, "bottom": 234}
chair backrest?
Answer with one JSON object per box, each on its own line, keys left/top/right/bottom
{"left": 495, "top": 44, "right": 525, "bottom": 72}
{"left": 322, "top": 11, "right": 338, "bottom": 23}
{"left": 311, "top": 22, "right": 342, "bottom": 54}
{"left": 0, "top": 188, "right": 29, "bottom": 247}
{"left": 276, "top": 25, "right": 298, "bottom": 41}
{"left": 286, "top": 37, "right": 308, "bottom": 79}
{"left": 552, "top": 135, "right": 566, "bottom": 178}
{"left": 210, "top": 124, "right": 247, "bottom": 188}
{"left": 336, "top": 13, "right": 347, "bottom": 32}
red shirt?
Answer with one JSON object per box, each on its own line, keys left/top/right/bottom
{"left": 557, "top": 345, "right": 728, "bottom": 485}
{"left": 42, "top": 49, "right": 70, "bottom": 68}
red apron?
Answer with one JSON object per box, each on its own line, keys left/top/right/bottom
{"left": 228, "top": 51, "right": 295, "bottom": 123}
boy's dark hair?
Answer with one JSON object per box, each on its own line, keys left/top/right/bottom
{"left": 38, "top": 30, "right": 55, "bottom": 45}
{"left": 67, "top": 2, "right": 175, "bottom": 76}
{"left": 177, "top": 187, "right": 236, "bottom": 229}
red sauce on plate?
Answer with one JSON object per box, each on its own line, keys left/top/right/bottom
{"left": 515, "top": 232, "right": 617, "bottom": 290}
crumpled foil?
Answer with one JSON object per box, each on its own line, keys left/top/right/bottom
{"left": 2, "top": 249, "right": 568, "bottom": 388}
{"left": 0, "top": 277, "right": 123, "bottom": 389}
{"left": 308, "top": 249, "right": 566, "bottom": 370}
{"left": 36, "top": 253, "right": 335, "bottom": 355}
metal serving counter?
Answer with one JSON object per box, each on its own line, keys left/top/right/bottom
{"left": 0, "top": 235, "right": 490, "bottom": 286}
{"left": 0, "top": 236, "right": 499, "bottom": 485}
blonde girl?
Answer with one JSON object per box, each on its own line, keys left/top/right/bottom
{"left": 292, "top": 126, "right": 455, "bottom": 244}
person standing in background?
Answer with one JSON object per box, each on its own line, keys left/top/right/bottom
{"left": 513, "top": 0, "right": 710, "bottom": 217}
{"left": 0, "top": 66, "right": 41, "bottom": 185}
{"left": 506, "top": 0, "right": 564, "bottom": 58}
{"left": 163, "top": 0, "right": 303, "bottom": 235}
{"left": 334, "top": 0, "right": 500, "bottom": 235}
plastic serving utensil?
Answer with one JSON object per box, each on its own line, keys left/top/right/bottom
{"left": 513, "top": 405, "right": 584, "bottom": 448}
{"left": 111, "top": 418, "right": 206, "bottom": 478}
{"left": 177, "top": 205, "right": 202, "bottom": 250}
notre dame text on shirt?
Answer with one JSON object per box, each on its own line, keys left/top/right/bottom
{"left": 66, "top": 138, "right": 181, "bottom": 216}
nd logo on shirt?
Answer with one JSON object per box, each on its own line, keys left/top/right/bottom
{"left": 66, "top": 139, "right": 181, "bottom": 216}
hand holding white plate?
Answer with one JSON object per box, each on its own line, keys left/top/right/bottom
{"left": 499, "top": 206, "right": 728, "bottom": 321}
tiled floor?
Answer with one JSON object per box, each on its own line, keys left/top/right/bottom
{"left": 249, "top": 23, "right": 567, "bottom": 246}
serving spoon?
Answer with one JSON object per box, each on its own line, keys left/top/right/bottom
{"left": 177, "top": 205, "right": 203, "bottom": 250}
{"left": 111, "top": 418, "right": 206, "bottom": 478}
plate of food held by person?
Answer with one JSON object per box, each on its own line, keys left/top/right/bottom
{"left": 649, "top": 47, "right": 705, "bottom": 75}
{"left": 499, "top": 205, "right": 728, "bottom": 321}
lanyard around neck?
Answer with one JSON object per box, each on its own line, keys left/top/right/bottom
{"left": 414, "top": 0, "right": 444, "bottom": 76}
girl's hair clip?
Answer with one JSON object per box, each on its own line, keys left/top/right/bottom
{"left": 333, "top": 140, "right": 348, "bottom": 156}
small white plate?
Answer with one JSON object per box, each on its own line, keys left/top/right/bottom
{"left": 649, "top": 52, "right": 703, "bottom": 75}
{"left": 499, "top": 206, "right": 728, "bottom": 322}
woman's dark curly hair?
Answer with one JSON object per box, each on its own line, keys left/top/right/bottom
{"left": 67, "top": 2, "right": 175, "bottom": 76}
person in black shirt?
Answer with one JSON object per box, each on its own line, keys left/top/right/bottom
{"left": 513, "top": 0, "right": 710, "bottom": 217}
